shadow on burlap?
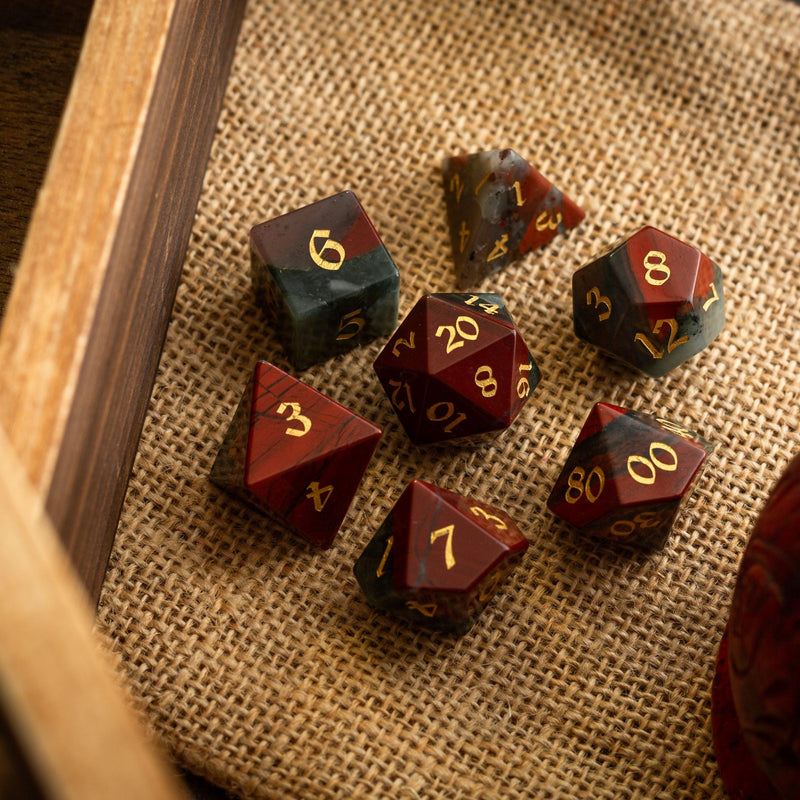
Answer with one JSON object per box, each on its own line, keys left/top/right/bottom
{"left": 96, "top": 0, "right": 800, "bottom": 797}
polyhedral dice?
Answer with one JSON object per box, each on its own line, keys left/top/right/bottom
{"left": 353, "top": 480, "right": 529, "bottom": 633}
{"left": 210, "top": 361, "right": 381, "bottom": 548}
{"left": 712, "top": 452, "right": 800, "bottom": 800}
{"left": 572, "top": 226, "right": 725, "bottom": 377}
{"left": 442, "top": 148, "right": 584, "bottom": 288}
{"left": 250, "top": 190, "right": 400, "bottom": 370}
{"left": 547, "top": 402, "right": 712, "bottom": 547}
{"left": 373, "top": 292, "right": 540, "bottom": 445}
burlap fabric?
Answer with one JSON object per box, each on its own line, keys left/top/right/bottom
{"left": 96, "top": 0, "right": 800, "bottom": 797}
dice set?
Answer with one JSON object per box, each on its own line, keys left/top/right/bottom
{"left": 209, "top": 153, "right": 725, "bottom": 634}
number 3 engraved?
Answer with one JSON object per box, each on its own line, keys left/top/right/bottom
{"left": 277, "top": 401, "right": 312, "bottom": 437}
{"left": 309, "top": 229, "right": 346, "bottom": 270}
{"left": 586, "top": 286, "right": 612, "bottom": 321}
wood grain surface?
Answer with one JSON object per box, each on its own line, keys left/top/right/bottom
{"left": 0, "top": 0, "right": 246, "bottom": 602}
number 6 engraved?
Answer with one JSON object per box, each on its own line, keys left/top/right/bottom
{"left": 309, "top": 229, "right": 346, "bottom": 270}
{"left": 276, "top": 401, "right": 312, "bottom": 437}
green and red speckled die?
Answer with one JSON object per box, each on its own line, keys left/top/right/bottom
{"left": 442, "top": 148, "right": 584, "bottom": 288}
{"left": 354, "top": 480, "right": 529, "bottom": 634}
{"left": 547, "top": 402, "right": 712, "bottom": 548}
{"left": 210, "top": 361, "right": 381, "bottom": 548}
{"left": 713, "top": 452, "right": 800, "bottom": 800}
{"left": 572, "top": 226, "right": 725, "bottom": 377}
{"left": 250, "top": 190, "right": 400, "bottom": 370}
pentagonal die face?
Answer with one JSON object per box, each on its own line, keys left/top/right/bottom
{"left": 373, "top": 293, "right": 540, "bottom": 444}
{"left": 442, "top": 149, "right": 585, "bottom": 288}
{"left": 210, "top": 361, "right": 382, "bottom": 548}
{"left": 353, "top": 480, "right": 529, "bottom": 633}
{"left": 572, "top": 226, "right": 725, "bottom": 377}
{"left": 547, "top": 402, "right": 712, "bottom": 547}
{"left": 250, "top": 190, "right": 400, "bottom": 370}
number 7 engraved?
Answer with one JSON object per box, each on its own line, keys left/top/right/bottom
{"left": 430, "top": 524, "right": 456, "bottom": 569}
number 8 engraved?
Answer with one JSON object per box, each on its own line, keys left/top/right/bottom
{"left": 643, "top": 250, "right": 670, "bottom": 285}
{"left": 564, "top": 465, "right": 605, "bottom": 504}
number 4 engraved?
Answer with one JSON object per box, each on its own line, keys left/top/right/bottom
{"left": 306, "top": 481, "right": 334, "bottom": 511}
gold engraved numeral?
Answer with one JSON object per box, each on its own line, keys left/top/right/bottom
{"left": 609, "top": 511, "right": 663, "bottom": 537}
{"left": 465, "top": 295, "right": 500, "bottom": 315}
{"left": 388, "top": 379, "right": 416, "bottom": 412}
{"left": 376, "top": 535, "right": 393, "bottom": 577}
{"left": 430, "top": 524, "right": 456, "bottom": 569}
{"left": 627, "top": 442, "right": 678, "bottom": 485}
{"left": 586, "top": 286, "right": 612, "bottom": 322}
{"left": 474, "top": 365, "right": 498, "bottom": 397}
{"left": 449, "top": 173, "right": 465, "bottom": 203}
{"left": 406, "top": 600, "right": 438, "bottom": 617}
{"left": 634, "top": 318, "right": 689, "bottom": 359}
{"left": 564, "top": 465, "right": 605, "bottom": 504}
{"left": 391, "top": 331, "right": 416, "bottom": 356}
{"left": 336, "top": 308, "right": 365, "bottom": 340}
{"left": 512, "top": 180, "right": 525, "bottom": 207}
{"left": 309, "top": 229, "right": 346, "bottom": 270}
{"left": 277, "top": 401, "right": 312, "bottom": 437}
{"left": 487, "top": 234, "right": 509, "bottom": 262}
{"left": 435, "top": 315, "right": 480, "bottom": 353}
{"left": 427, "top": 401, "right": 467, "bottom": 433}
{"left": 516, "top": 362, "right": 533, "bottom": 398}
{"left": 643, "top": 250, "right": 670, "bottom": 285}
{"left": 702, "top": 282, "right": 720, "bottom": 311}
{"left": 470, "top": 505, "right": 507, "bottom": 530}
{"left": 306, "top": 481, "right": 334, "bottom": 511}
{"left": 656, "top": 417, "right": 697, "bottom": 441}
{"left": 535, "top": 208, "right": 563, "bottom": 231}
{"left": 474, "top": 172, "right": 491, "bottom": 196}
{"left": 458, "top": 220, "right": 470, "bottom": 253}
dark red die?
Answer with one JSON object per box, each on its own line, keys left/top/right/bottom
{"left": 442, "top": 148, "right": 584, "bottom": 288}
{"left": 573, "top": 226, "right": 725, "bottom": 377}
{"left": 353, "top": 480, "right": 529, "bottom": 633}
{"left": 373, "top": 292, "right": 540, "bottom": 444}
{"left": 712, "top": 452, "right": 800, "bottom": 800}
{"left": 210, "top": 361, "right": 381, "bottom": 548}
{"left": 547, "top": 402, "right": 712, "bottom": 547}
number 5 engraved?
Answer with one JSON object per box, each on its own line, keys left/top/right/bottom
{"left": 309, "top": 229, "right": 346, "bottom": 270}
{"left": 336, "top": 308, "right": 365, "bottom": 340}
{"left": 277, "top": 401, "right": 312, "bottom": 437}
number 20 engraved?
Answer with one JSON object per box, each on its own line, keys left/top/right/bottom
{"left": 435, "top": 315, "right": 480, "bottom": 353}
{"left": 277, "top": 402, "right": 312, "bottom": 437}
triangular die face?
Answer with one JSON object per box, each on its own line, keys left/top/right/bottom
{"left": 248, "top": 434, "right": 380, "bottom": 548}
{"left": 424, "top": 295, "right": 512, "bottom": 377}
{"left": 245, "top": 362, "right": 380, "bottom": 487}
{"left": 392, "top": 481, "right": 514, "bottom": 594}
{"left": 209, "top": 371, "right": 256, "bottom": 492}
{"left": 519, "top": 179, "right": 585, "bottom": 254}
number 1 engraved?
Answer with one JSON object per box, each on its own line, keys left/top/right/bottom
{"left": 309, "top": 230, "right": 346, "bottom": 270}
{"left": 376, "top": 535, "right": 393, "bottom": 577}
{"left": 511, "top": 180, "right": 525, "bottom": 207}
{"left": 430, "top": 524, "right": 456, "bottom": 569}
{"left": 277, "top": 401, "right": 312, "bottom": 437}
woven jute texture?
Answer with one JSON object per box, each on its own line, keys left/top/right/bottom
{"left": 96, "top": 0, "right": 800, "bottom": 797}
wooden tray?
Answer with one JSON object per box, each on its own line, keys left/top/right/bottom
{"left": 0, "top": 1, "right": 245, "bottom": 796}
